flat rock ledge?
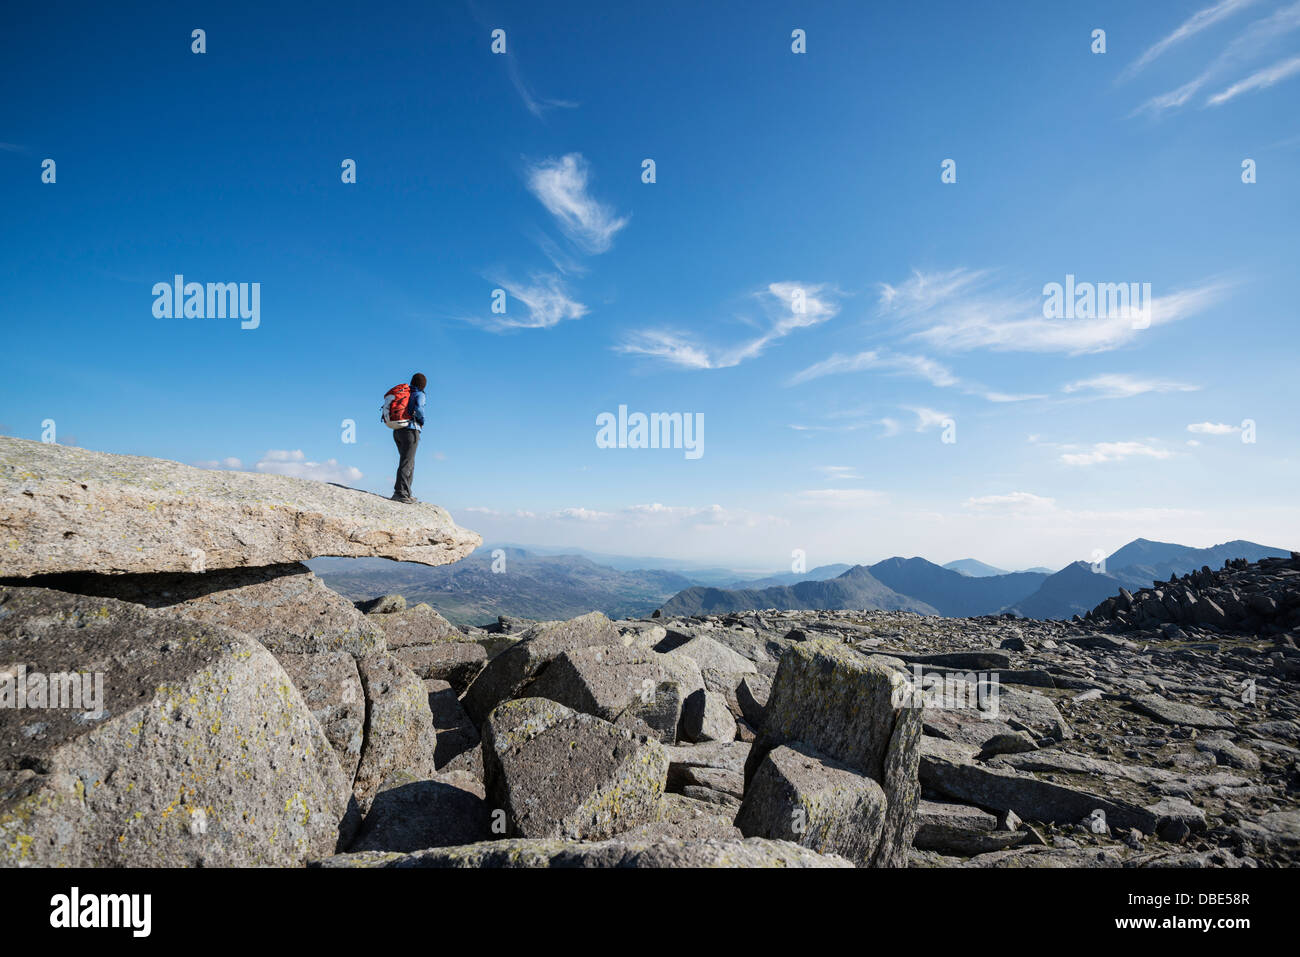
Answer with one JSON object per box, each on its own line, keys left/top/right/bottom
{"left": 0, "top": 437, "right": 480, "bottom": 576}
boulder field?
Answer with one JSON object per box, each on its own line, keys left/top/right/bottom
{"left": 2, "top": 439, "right": 1296, "bottom": 868}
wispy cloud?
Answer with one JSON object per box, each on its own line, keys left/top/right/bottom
{"left": 964, "top": 491, "right": 1056, "bottom": 510}
{"left": 816, "top": 465, "right": 861, "bottom": 481}
{"left": 1132, "top": 1, "right": 1300, "bottom": 115}
{"left": 1120, "top": 0, "right": 1260, "bottom": 81}
{"left": 790, "top": 340, "right": 1043, "bottom": 403}
{"left": 505, "top": 56, "right": 579, "bottom": 118}
{"left": 1059, "top": 441, "right": 1175, "bottom": 467}
{"left": 788, "top": 349, "right": 958, "bottom": 387}
{"left": 1207, "top": 54, "right": 1300, "bottom": 104}
{"left": 888, "top": 268, "right": 1228, "bottom": 355}
{"left": 479, "top": 272, "right": 588, "bottom": 330}
{"left": 795, "top": 488, "right": 887, "bottom": 507}
{"left": 906, "top": 406, "right": 952, "bottom": 432}
{"left": 1062, "top": 373, "right": 1200, "bottom": 399}
{"left": 526, "top": 154, "right": 627, "bottom": 254}
{"left": 618, "top": 282, "right": 841, "bottom": 369}
{"left": 1188, "top": 421, "right": 1242, "bottom": 434}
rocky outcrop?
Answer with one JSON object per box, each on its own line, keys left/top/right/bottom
{"left": 313, "top": 836, "right": 852, "bottom": 868}
{"left": 0, "top": 436, "right": 480, "bottom": 576}
{"left": 1086, "top": 553, "right": 1300, "bottom": 635}
{"left": 0, "top": 586, "right": 350, "bottom": 866}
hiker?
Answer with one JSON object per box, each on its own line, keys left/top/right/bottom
{"left": 383, "top": 373, "right": 426, "bottom": 504}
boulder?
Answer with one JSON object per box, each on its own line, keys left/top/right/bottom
{"left": 424, "top": 679, "right": 481, "bottom": 774}
{"left": 620, "top": 793, "right": 743, "bottom": 842}
{"left": 356, "top": 594, "right": 406, "bottom": 615}
{"left": 0, "top": 435, "right": 480, "bottom": 576}
{"left": 664, "top": 740, "right": 752, "bottom": 788}
{"left": 918, "top": 736, "right": 1158, "bottom": 834}
{"left": 913, "top": 799, "right": 1029, "bottom": 855}
{"left": 748, "top": 637, "right": 922, "bottom": 866}
{"left": 526, "top": 644, "right": 664, "bottom": 725}
{"left": 736, "top": 672, "right": 772, "bottom": 728}
{"left": 274, "top": 651, "right": 365, "bottom": 783}
{"left": 314, "top": 836, "right": 852, "bottom": 868}
{"left": 371, "top": 603, "right": 459, "bottom": 647}
{"left": 481, "top": 698, "right": 668, "bottom": 840}
{"left": 665, "top": 636, "right": 758, "bottom": 675}
{"left": 348, "top": 769, "right": 490, "bottom": 853}
{"left": 392, "top": 643, "right": 486, "bottom": 694}
{"left": 736, "top": 742, "right": 888, "bottom": 867}
{"left": 352, "top": 654, "right": 438, "bottom": 813}
{"left": 5, "top": 564, "right": 386, "bottom": 658}
{"left": 1128, "top": 694, "right": 1235, "bottom": 730}
{"left": 0, "top": 585, "right": 349, "bottom": 866}
{"left": 460, "top": 612, "right": 624, "bottom": 726}
{"left": 681, "top": 689, "right": 737, "bottom": 743}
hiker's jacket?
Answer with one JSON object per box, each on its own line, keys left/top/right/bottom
{"left": 408, "top": 389, "right": 426, "bottom": 432}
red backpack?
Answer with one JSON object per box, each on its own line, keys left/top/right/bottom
{"left": 382, "top": 383, "right": 411, "bottom": 428}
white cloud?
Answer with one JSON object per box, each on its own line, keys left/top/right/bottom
{"left": 255, "top": 450, "right": 363, "bottom": 484}
{"left": 982, "top": 391, "right": 1047, "bottom": 402}
{"left": 788, "top": 349, "right": 958, "bottom": 387}
{"left": 1121, "top": 0, "right": 1260, "bottom": 80}
{"left": 878, "top": 268, "right": 990, "bottom": 315}
{"left": 1188, "top": 421, "right": 1241, "bottom": 434}
{"left": 192, "top": 456, "right": 243, "bottom": 470}
{"left": 1062, "top": 373, "right": 1200, "bottom": 399}
{"left": 1207, "top": 54, "right": 1300, "bottom": 105}
{"left": 463, "top": 506, "right": 538, "bottom": 519}
{"left": 1059, "top": 441, "right": 1175, "bottom": 467}
{"left": 619, "top": 282, "right": 841, "bottom": 369}
{"left": 526, "top": 154, "right": 627, "bottom": 254}
{"left": 1131, "top": 1, "right": 1300, "bottom": 115}
{"left": 504, "top": 57, "right": 578, "bottom": 119}
{"left": 795, "top": 488, "right": 887, "bottom": 507}
{"left": 907, "top": 407, "right": 952, "bottom": 432}
{"left": 548, "top": 507, "right": 615, "bottom": 522}
{"left": 816, "top": 465, "right": 861, "bottom": 481}
{"left": 964, "top": 492, "right": 1056, "bottom": 510}
{"left": 484, "top": 273, "right": 588, "bottom": 330}
{"left": 904, "top": 276, "right": 1227, "bottom": 355}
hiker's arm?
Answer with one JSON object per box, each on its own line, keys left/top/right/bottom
{"left": 412, "top": 391, "right": 426, "bottom": 427}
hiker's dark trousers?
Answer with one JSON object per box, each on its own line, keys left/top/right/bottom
{"left": 393, "top": 427, "right": 419, "bottom": 499}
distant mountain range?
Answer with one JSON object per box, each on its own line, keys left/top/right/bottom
{"left": 1005, "top": 539, "right": 1293, "bottom": 619}
{"left": 942, "top": 558, "right": 1010, "bottom": 577}
{"left": 657, "top": 565, "right": 937, "bottom": 617}
{"left": 309, "top": 547, "right": 694, "bottom": 625}
{"left": 658, "top": 539, "right": 1292, "bottom": 621}
{"left": 311, "top": 538, "right": 1294, "bottom": 627}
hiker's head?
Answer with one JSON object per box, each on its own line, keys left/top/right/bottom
{"left": 411, "top": 373, "right": 427, "bottom": 391}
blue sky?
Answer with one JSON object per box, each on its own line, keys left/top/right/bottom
{"left": 2, "top": 0, "right": 1298, "bottom": 571}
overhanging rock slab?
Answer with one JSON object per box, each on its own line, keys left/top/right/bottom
{"left": 0, "top": 436, "right": 480, "bottom": 577}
